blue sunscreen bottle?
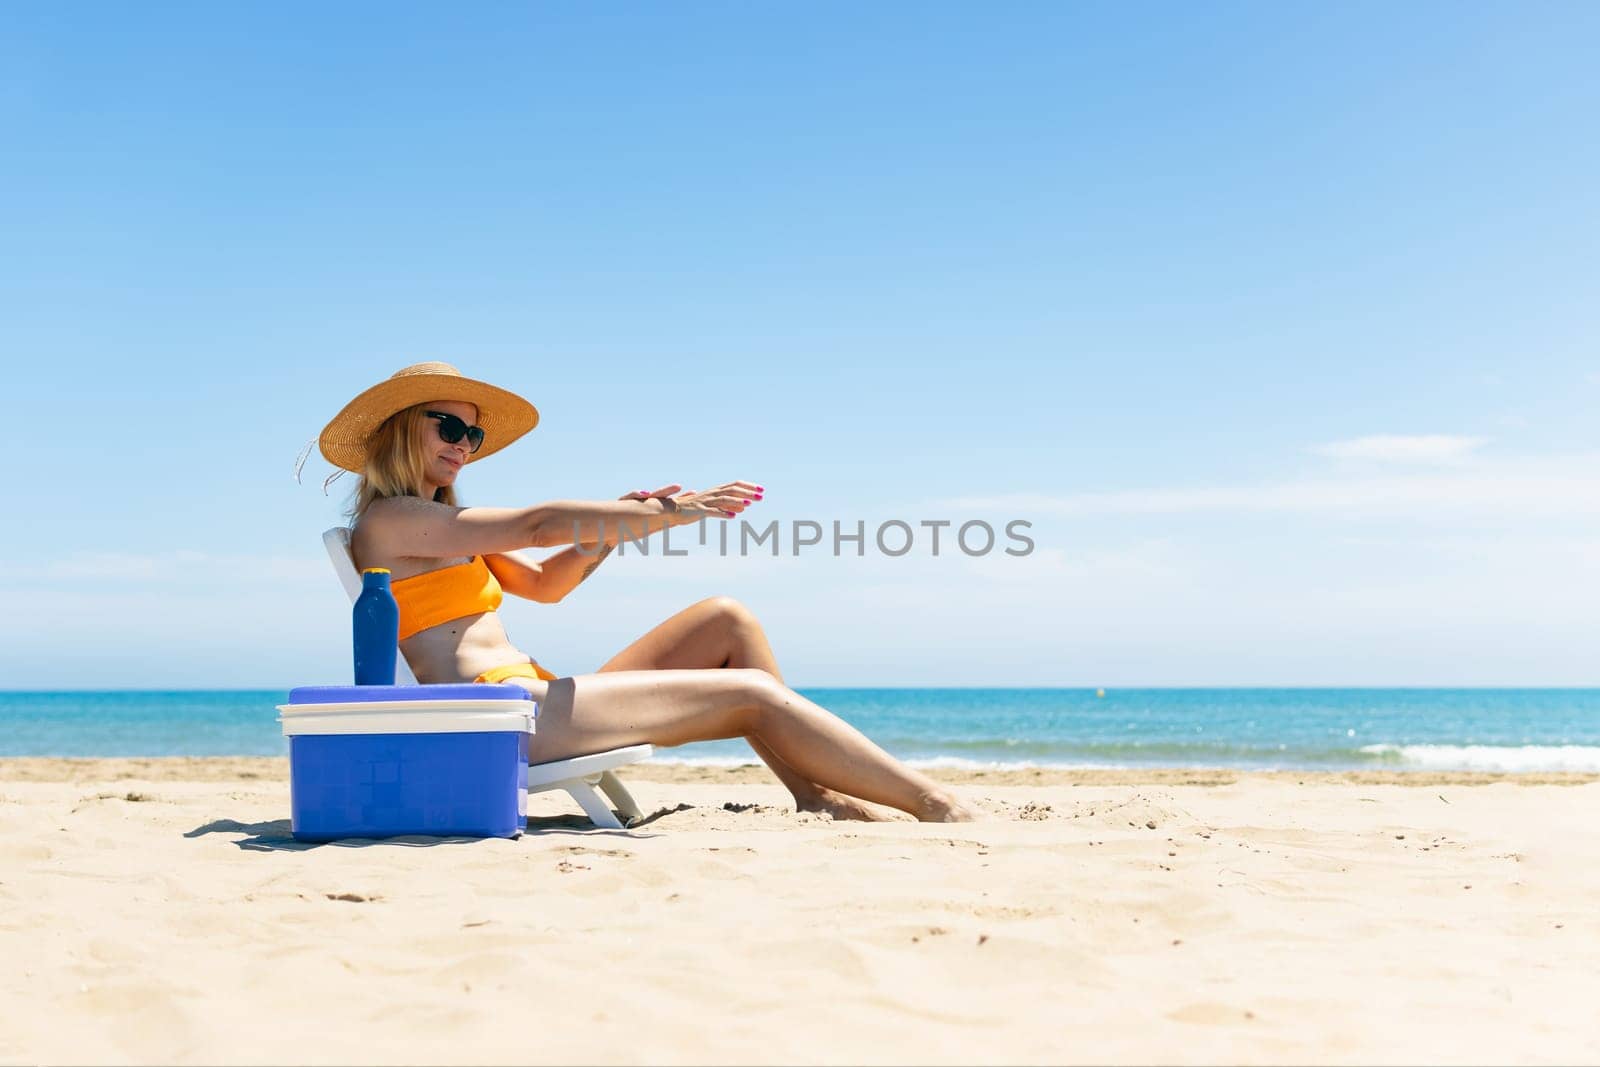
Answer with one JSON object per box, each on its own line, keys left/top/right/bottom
{"left": 353, "top": 568, "right": 400, "bottom": 686}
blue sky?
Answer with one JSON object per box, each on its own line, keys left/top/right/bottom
{"left": 3, "top": 2, "right": 1598, "bottom": 687}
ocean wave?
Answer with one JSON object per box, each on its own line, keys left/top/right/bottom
{"left": 659, "top": 743, "right": 1600, "bottom": 773}
{"left": 902, "top": 755, "right": 1111, "bottom": 771}
{"left": 872, "top": 738, "right": 1327, "bottom": 761}
{"left": 1358, "top": 744, "right": 1600, "bottom": 772}
{"left": 648, "top": 754, "right": 765, "bottom": 768}
{"left": 651, "top": 753, "right": 1114, "bottom": 771}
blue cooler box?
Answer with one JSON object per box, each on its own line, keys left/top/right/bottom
{"left": 278, "top": 684, "right": 538, "bottom": 842}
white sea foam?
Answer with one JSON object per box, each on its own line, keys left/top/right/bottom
{"left": 1359, "top": 744, "right": 1600, "bottom": 772}
{"left": 656, "top": 754, "right": 1120, "bottom": 771}
{"left": 902, "top": 755, "right": 1114, "bottom": 771}
{"left": 649, "top": 754, "right": 766, "bottom": 769}
{"left": 661, "top": 746, "right": 1600, "bottom": 774}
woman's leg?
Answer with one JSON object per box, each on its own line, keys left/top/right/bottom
{"left": 596, "top": 596, "right": 899, "bottom": 820}
{"left": 517, "top": 668, "right": 975, "bottom": 822}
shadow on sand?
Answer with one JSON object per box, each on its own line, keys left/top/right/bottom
{"left": 184, "top": 818, "right": 491, "bottom": 851}
{"left": 181, "top": 804, "right": 690, "bottom": 850}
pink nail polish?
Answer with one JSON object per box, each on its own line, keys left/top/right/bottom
{"left": 743, "top": 498, "right": 751, "bottom": 505}
{"left": 755, "top": 485, "right": 765, "bottom": 492}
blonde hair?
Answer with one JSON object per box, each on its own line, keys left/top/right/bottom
{"left": 347, "top": 403, "right": 459, "bottom": 522}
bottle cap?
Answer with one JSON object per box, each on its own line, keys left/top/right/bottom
{"left": 360, "top": 567, "right": 392, "bottom": 575}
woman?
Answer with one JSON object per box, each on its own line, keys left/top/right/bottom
{"left": 318, "top": 362, "right": 976, "bottom": 823}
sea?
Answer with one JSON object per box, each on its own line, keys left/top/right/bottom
{"left": 2, "top": 688, "right": 1599, "bottom": 772}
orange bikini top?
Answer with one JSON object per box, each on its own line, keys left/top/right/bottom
{"left": 390, "top": 556, "right": 503, "bottom": 641}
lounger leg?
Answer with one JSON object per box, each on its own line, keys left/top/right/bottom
{"left": 566, "top": 782, "right": 624, "bottom": 830}
{"left": 597, "top": 771, "right": 644, "bottom": 826}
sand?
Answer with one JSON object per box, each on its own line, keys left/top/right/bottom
{"left": 1, "top": 758, "right": 1596, "bottom": 1065}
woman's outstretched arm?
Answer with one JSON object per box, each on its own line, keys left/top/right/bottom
{"left": 526, "top": 481, "right": 759, "bottom": 547}
{"left": 489, "top": 486, "right": 686, "bottom": 602}
{"left": 358, "top": 481, "right": 761, "bottom": 561}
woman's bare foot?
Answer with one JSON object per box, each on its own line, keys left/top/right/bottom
{"left": 797, "top": 788, "right": 907, "bottom": 822}
{"left": 916, "top": 789, "right": 982, "bottom": 823}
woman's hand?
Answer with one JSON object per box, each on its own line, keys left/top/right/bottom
{"left": 622, "top": 481, "right": 764, "bottom": 524}
{"left": 619, "top": 484, "right": 682, "bottom": 503}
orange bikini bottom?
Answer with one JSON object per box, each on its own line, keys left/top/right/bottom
{"left": 474, "top": 659, "right": 559, "bottom": 685}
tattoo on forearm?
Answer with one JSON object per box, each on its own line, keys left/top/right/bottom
{"left": 577, "top": 544, "right": 614, "bottom": 584}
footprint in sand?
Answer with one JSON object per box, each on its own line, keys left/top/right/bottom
{"left": 1167, "top": 1002, "right": 1258, "bottom": 1025}
{"left": 554, "top": 845, "right": 634, "bottom": 859}
{"left": 1066, "top": 793, "right": 1192, "bottom": 831}
{"left": 76, "top": 983, "right": 198, "bottom": 1058}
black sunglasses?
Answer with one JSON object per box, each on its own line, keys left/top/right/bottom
{"left": 425, "top": 411, "right": 486, "bottom": 454}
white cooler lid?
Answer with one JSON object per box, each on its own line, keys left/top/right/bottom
{"left": 278, "top": 699, "right": 536, "bottom": 737}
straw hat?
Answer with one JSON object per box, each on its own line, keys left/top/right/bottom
{"left": 318, "top": 362, "right": 540, "bottom": 473}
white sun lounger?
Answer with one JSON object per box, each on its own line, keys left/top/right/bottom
{"left": 322, "top": 526, "right": 651, "bottom": 830}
